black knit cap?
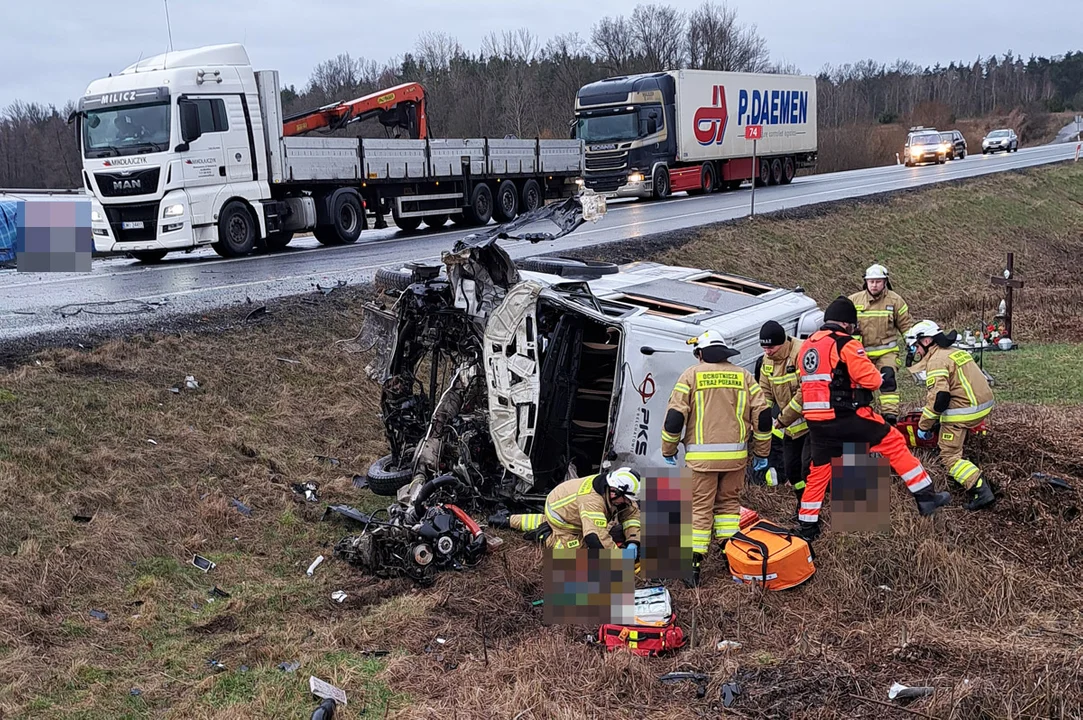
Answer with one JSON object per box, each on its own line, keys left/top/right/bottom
{"left": 824, "top": 296, "right": 858, "bottom": 325}
{"left": 759, "top": 320, "right": 786, "bottom": 347}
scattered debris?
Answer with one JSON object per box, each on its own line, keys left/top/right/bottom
{"left": 659, "top": 671, "right": 708, "bottom": 699}
{"left": 72, "top": 514, "right": 94, "bottom": 524}
{"left": 316, "top": 280, "right": 348, "bottom": 295}
{"left": 89, "top": 609, "right": 109, "bottom": 622}
{"left": 240, "top": 665, "right": 250, "bottom": 674}
{"left": 717, "top": 640, "right": 742, "bottom": 651}
{"left": 310, "top": 676, "right": 348, "bottom": 706}
{"left": 531, "top": 599, "right": 545, "bottom": 607}
{"left": 244, "top": 306, "right": 268, "bottom": 323}
{"left": 1034, "top": 472, "right": 1073, "bottom": 490}
{"left": 888, "top": 682, "right": 935, "bottom": 701}
{"left": 230, "top": 499, "right": 253, "bottom": 517}
{"left": 306, "top": 555, "right": 325, "bottom": 576}
{"left": 146, "top": 439, "right": 158, "bottom": 445}
{"left": 315, "top": 455, "right": 341, "bottom": 467}
{"left": 169, "top": 387, "right": 181, "bottom": 394}
{"left": 185, "top": 375, "right": 200, "bottom": 390}
{"left": 321, "top": 504, "right": 370, "bottom": 525}
{"left": 878, "top": 585, "right": 893, "bottom": 592}
{"left": 192, "top": 555, "right": 216, "bottom": 573}
{"left": 331, "top": 591, "right": 348, "bottom": 603}
{"left": 436, "top": 637, "right": 447, "bottom": 645}
{"left": 351, "top": 474, "right": 368, "bottom": 490}
{"left": 276, "top": 357, "right": 301, "bottom": 365}
{"left": 721, "top": 680, "right": 742, "bottom": 708}
{"left": 129, "top": 688, "right": 142, "bottom": 697}
{"left": 278, "top": 661, "right": 301, "bottom": 673}
{"left": 207, "top": 659, "right": 227, "bottom": 672}
{"left": 292, "top": 481, "right": 321, "bottom": 503}
{"left": 210, "top": 586, "right": 231, "bottom": 599}
{"left": 359, "top": 650, "right": 389, "bottom": 657}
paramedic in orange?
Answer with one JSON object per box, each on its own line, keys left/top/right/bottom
{"left": 786, "top": 297, "right": 950, "bottom": 541}
{"left": 661, "top": 330, "right": 772, "bottom": 587}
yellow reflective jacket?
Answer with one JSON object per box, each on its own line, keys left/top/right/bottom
{"left": 849, "top": 289, "right": 912, "bottom": 359}
{"left": 910, "top": 345, "right": 995, "bottom": 431}
{"left": 543, "top": 475, "right": 640, "bottom": 548}
{"left": 662, "top": 361, "right": 771, "bottom": 472}
{"left": 756, "top": 337, "right": 808, "bottom": 439}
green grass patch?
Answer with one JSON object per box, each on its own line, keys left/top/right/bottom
{"left": 981, "top": 343, "right": 1083, "bottom": 405}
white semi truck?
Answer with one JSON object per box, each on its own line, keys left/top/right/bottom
{"left": 74, "top": 44, "right": 583, "bottom": 262}
{"left": 575, "top": 69, "right": 818, "bottom": 199}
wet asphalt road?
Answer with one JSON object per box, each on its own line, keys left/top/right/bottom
{"left": 1, "top": 142, "right": 1077, "bottom": 342}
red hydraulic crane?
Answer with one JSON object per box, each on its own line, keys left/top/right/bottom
{"left": 282, "top": 82, "right": 428, "bottom": 139}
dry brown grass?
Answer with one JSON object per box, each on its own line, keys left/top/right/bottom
{"left": 1, "top": 164, "right": 1082, "bottom": 718}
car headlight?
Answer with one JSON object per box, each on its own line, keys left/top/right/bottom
{"left": 163, "top": 204, "right": 185, "bottom": 218}
{"left": 628, "top": 172, "right": 644, "bottom": 183}
{"left": 939, "top": 144, "right": 950, "bottom": 153}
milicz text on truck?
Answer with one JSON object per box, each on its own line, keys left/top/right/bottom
{"left": 72, "top": 44, "right": 583, "bottom": 262}
{"left": 575, "top": 69, "right": 818, "bottom": 199}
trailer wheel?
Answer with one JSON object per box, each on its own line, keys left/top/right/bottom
{"left": 520, "top": 179, "right": 542, "bottom": 213}
{"left": 463, "top": 183, "right": 493, "bottom": 226}
{"left": 769, "top": 158, "right": 783, "bottom": 185}
{"left": 781, "top": 157, "right": 796, "bottom": 185}
{"left": 266, "top": 231, "right": 293, "bottom": 251}
{"left": 700, "top": 163, "right": 716, "bottom": 194}
{"left": 651, "top": 166, "right": 670, "bottom": 200}
{"left": 493, "top": 180, "right": 519, "bottom": 223}
{"left": 755, "top": 158, "right": 771, "bottom": 188}
{"left": 423, "top": 214, "right": 449, "bottom": 229}
{"left": 391, "top": 204, "right": 423, "bottom": 233}
{"left": 366, "top": 454, "right": 415, "bottom": 497}
{"left": 213, "top": 201, "right": 257, "bottom": 257}
{"left": 315, "top": 192, "right": 364, "bottom": 245}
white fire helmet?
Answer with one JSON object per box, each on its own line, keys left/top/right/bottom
{"left": 905, "top": 320, "right": 941, "bottom": 346}
{"left": 687, "top": 329, "right": 730, "bottom": 352}
{"left": 606, "top": 467, "right": 642, "bottom": 503}
{"left": 864, "top": 264, "right": 889, "bottom": 280}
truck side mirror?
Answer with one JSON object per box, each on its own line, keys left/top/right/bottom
{"left": 177, "top": 99, "right": 202, "bottom": 151}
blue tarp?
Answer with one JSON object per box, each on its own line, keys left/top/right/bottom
{"left": 0, "top": 200, "right": 16, "bottom": 265}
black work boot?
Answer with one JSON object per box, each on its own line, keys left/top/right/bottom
{"left": 487, "top": 510, "right": 510, "bottom": 529}
{"left": 966, "top": 478, "right": 995, "bottom": 511}
{"left": 523, "top": 522, "right": 552, "bottom": 544}
{"left": 684, "top": 553, "right": 705, "bottom": 588}
{"left": 883, "top": 413, "right": 898, "bottom": 426}
{"left": 913, "top": 487, "right": 952, "bottom": 516}
{"left": 795, "top": 520, "right": 820, "bottom": 542}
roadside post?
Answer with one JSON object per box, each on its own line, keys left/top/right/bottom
{"left": 746, "top": 124, "right": 763, "bottom": 217}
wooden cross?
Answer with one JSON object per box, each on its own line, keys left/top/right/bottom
{"left": 989, "top": 252, "right": 1024, "bottom": 339}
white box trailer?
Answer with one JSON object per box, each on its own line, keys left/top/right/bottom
{"left": 576, "top": 69, "right": 818, "bottom": 199}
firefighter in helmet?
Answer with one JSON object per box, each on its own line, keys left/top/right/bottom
{"left": 757, "top": 320, "right": 810, "bottom": 519}
{"left": 849, "top": 264, "right": 912, "bottom": 424}
{"left": 661, "top": 330, "right": 772, "bottom": 586}
{"left": 790, "top": 297, "right": 950, "bottom": 541}
{"left": 905, "top": 320, "right": 996, "bottom": 510}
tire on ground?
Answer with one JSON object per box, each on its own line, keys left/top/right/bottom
{"left": 213, "top": 201, "right": 257, "bottom": 258}
{"left": 782, "top": 156, "right": 796, "bottom": 184}
{"left": 423, "top": 214, "right": 449, "bottom": 229}
{"left": 392, "top": 203, "right": 423, "bottom": 232}
{"left": 493, "top": 180, "right": 519, "bottom": 223}
{"left": 266, "top": 231, "right": 293, "bottom": 251}
{"left": 374, "top": 266, "right": 416, "bottom": 293}
{"left": 755, "top": 158, "right": 771, "bottom": 187}
{"left": 366, "top": 454, "right": 415, "bottom": 496}
{"left": 520, "top": 179, "right": 542, "bottom": 213}
{"left": 515, "top": 256, "right": 620, "bottom": 277}
{"left": 770, "top": 158, "right": 784, "bottom": 185}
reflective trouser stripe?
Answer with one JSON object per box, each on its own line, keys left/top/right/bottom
{"left": 950, "top": 459, "right": 981, "bottom": 487}
{"left": 879, "top": 394, "right": 900, "bottom": 404}
{"left": 713, "top": 514, "right": 740, "bottom": 540}
{"left": 900, "top": 464, "right": 932, "bottom": 491}
{"left": 544, "top": 506, "right": 577, "bottom": 531}
{"left": 798, "top": 500, "right": 822, "bottom": 523}
{"left": 692, "top": 528, "right": 711, "bottom": 554}
{"left": 941, "top": 400, "right": 995, "bottom": 422}
{"left": 512, "top": 513, "right": 544, "bottom": 531}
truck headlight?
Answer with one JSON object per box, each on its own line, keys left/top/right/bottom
{"left": 163, "top": 204, "right": 185, "bottom": 218}
{"left": 628, "top": 172, "right": 644, "bottom": 183}
{"left": 91, "top": 209, "right": 103, "bottom": 222}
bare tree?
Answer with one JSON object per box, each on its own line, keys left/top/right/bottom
{"left": 591, "top": 15, "right": 640, "bottom": 74}
{"left": 686, "top": 1, "right": 769, "bottom": 72}
{"left": 631, "top": 4, "right": 686, "bottom": 70}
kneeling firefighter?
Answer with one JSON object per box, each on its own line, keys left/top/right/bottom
{"left": 905, "top": 320, "right": 996, "bottom": 510}
{"left": 492, "top": 468, "right": 642, "bottom": 559}
{"left": 661, "top": 330, "right": 772, "bottom": 587}
{"left": 757, "top": 320, "right": 811, "bottom": 517}
{"left": 794, "top": 297, "right": 950, "bottom": 541}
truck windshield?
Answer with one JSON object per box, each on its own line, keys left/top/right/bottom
{"left": 577, "top": 108, "right": 660, "bottom": 144}
{"left": 83, "top": 102, "right": 171, "bottom": 158}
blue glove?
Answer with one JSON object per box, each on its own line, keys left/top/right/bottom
{"left": 917, "top": 429, "right": 932, "bottom": 441}
{"left": 663, "top": 455, "right": 677, "bottom": 466}
{"left": 752, "top": 457, "right": 769, "bottom": 472}
{"left": 621, "top": 542, "right": 639, "bottom": 561}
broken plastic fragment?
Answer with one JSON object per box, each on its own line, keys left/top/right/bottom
{"left": 1034, "top": 472, "right": 1073, "bottom": 490}
{"left": 240, "top": 665, "right": 249, "bottom": 673}
{"left": 722, "top": 681, "right": 742, "bottom": 707}
{"left": 207, "top": 659, "right": 226, "bottom": 672}
{"left": 717, "top": 640, "right": 742, "bottom": 651}
{"left": 277, "top": 357, "right": 301, "bottom": 365}
{"left": 306, "top": 555, "right": 325, "bottom": 576}
{"left": 185, "top": 376, "right": 200, "bottom": 390}
{"left": 888, "top": 682, "right": 935, "bottom": 700}
{"left": 331, "top": 591, "right": 348, "bottom": 603}
{"left": 146, "top": 439, "right": 158, "bottom": 445}
{"left": 129, "top": 688, "right": 142, "bottom": 697}
{"left": 659, "top": 671, "right": 708, "bottom": 698}
{"left": 292, "top": 481, "right": 321, "bottom": 502}
{"left": 230, "top": 499, "right": 253, "bottom": 516}
{"left": 192, "top": 555, "right": 216, "bottom": 572}
{"left": 89, "top": 609, "right": 109, "bottom": 622}
{"left": 315, "top": 455, "right": 341, "bottom": 467}
{"left": 210, "top": 586, "right": 231, "bottom": 599}
{"left": 351, "top": 474, "right": 368, "bottom": 490}
{"left": 278, "top": 661, "right": 301, "bottom": 673}
{"left": 310, "top": 676, "right": 348, "bottom": 706}
{"left": 72, "top": 514, "right": 94, "bottom": 523}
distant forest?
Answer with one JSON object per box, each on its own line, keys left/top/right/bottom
{"left": 3, "top": 1, "right": 1082, "bottom": 188}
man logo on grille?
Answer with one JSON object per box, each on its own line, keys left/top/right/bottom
{"left": 802, "top": 348, "right": 820, "bottom": 374}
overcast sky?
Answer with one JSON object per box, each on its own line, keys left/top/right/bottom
{"left": 3, "top": 0, "right": 1079, "bottom": 108}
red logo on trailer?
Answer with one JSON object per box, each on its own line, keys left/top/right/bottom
{"left": 745, "top": 125, "right": 764, "bottom": 140}
{"left": 694, "top": 85, "right": 729, "bottom": 146}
